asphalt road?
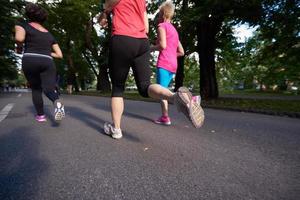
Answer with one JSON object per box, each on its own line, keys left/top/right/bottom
{"left": 0, "top": 92, "right": 299, "bottom": 200}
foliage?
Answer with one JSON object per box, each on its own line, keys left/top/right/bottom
{"left": 183, "top": 55, "right": 200, "bottom": 91}
{"left": 0, "top": 0, "right": 24, "bottom": 82}
{"left": 256, "top": 0, "right": 300, "bottom": 88}
{"left": 36, "top": 0, "right": 108, "bottom": 91}
{"left": 2, "top": 0, "right": 299, "bottom": 95}
{"left": 216, "top": 0, "right": 300, "bottom": 92}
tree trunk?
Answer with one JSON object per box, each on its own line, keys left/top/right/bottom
{"left": 175, "top": 56, "right": 185, "bottom": 92}
{"left": 97, "top": 64, "right": 111, "bottom": 92}
{"left": 80, "top": 79, "right": 86, "bottom": 90}
{"left": 197, "top": 17, "right": 222, "bottom": 99}
{"left": 85, "top": 18, "right": 111, "bottom": 92}
{"left": 67, "top": 53, "right": 79, "bottom": 92}
{"left": 174, "top": 0, "right": 188, "bottom": 92}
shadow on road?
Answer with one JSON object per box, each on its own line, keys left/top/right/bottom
{"left": 67, "top": 106, "right": 141, "bottom": 143}
{"left": 0, "top": 127, "right": 49, "bottom": 200}
{"left": 85, "top": 101, "right": 155, "bottom": 123}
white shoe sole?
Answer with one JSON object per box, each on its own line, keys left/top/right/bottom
{"left": 54, "top": 102, "right": 65, "bottom": 121}
{"left": 104, "top": 123, "right": 111, "bottom": 135}
{"left": 154, "top": 121, "right": 171, "bottom": 126}
{"left": 54, "top": 111, "right": 63, "bottom": 121}
{"left": 176, "top": 87, "right": 205, "bottom": 128}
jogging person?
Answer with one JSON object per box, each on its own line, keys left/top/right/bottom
{"left": 151, "top": 1, "right": 185, "bottom": 125}
{"left": 99, "top": 0, "right": 204, "bottom": 139}
{"left": 15, "top": 3, "right": 65, "bottom": 122}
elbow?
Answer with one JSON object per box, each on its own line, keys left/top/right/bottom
{"left": 178, "top": 48, "right": 185, "bottom": 57}
{"left": 15, "top": 37, "right": 24, "bottom": 43}
{"left": 160, "top": 44, "right": 167, "bottom": 50}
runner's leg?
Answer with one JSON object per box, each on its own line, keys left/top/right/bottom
{"left": 109, "top": 36, "right": 135, "bottom": 129}
{"left": 22, "top": 57, "right": 44, "bottom": 116}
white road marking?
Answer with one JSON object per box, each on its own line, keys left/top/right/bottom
{"left": 0, "top": 103, "right": 15, "bottom": 122}
{"left": 17, "top": 93, "right": 22, "bottom": 98}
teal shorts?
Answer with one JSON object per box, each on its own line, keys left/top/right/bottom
{"left": 156, "top": 67, "right": 175, "bottom": 88}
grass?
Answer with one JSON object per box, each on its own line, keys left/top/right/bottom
{"left": 71, "top": 90, "right": 300, "bottom": 117}
{"left": 203, "top": 98, "right": 300, "bottom": 114}
{"left": 220, "top": 89, "right": 299, "bottom": 96}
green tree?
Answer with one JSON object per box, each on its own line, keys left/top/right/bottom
{"left": 220, "top": 0, "right": 300, "bottom": 92}
{"left": 257, "top": 0, "right": 300, "bottom": 89}
{"left": 0, "top": 0, "right": 24, "bottom": 83}
{"left": 191, "top": 0, "right": 262, "bottom": 99}
{"left": 38, "top": 0, "right": 111, "bottom": 91}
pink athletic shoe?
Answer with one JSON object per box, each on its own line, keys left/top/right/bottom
{"left": 192, "top": 95, "right": 201, "bottom": 105}
{"left": 154, "top": 116, "right": 171, "bottom": 125}
{"left": 35, "top": 115, "right": 47, "bottom": 122}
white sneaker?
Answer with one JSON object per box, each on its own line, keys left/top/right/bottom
{"left": 54, "top": 101, "right": 65, "bottom": 121}
{"left": 174, "top": 87, "right": 205, "bottom": 128}
{"left": 104, "top": 122, "right": 123, "bottom": 139}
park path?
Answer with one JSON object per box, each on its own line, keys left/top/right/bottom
{"left": 0, "top": 92, "right": 299, "bottom": 200}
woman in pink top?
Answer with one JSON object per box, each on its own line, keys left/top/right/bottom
{"left": 151, "top": 1, "right": 184, "bottom": 125}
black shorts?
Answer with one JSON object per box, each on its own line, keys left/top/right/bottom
{"left": 109, "top": 35, "right": 151, "bottom": 97}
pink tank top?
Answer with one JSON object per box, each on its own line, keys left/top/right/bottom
{"left": 157, "top": 22, "right": 179, "bottom": 73}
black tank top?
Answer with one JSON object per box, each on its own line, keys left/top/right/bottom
{"left": 17, "top": 22, "right": 57, "bottom": 56}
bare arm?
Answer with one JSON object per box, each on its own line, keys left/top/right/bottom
{"left": 15, "top": 25, "right": 26, "bottom": 54}
{"left": 177, "top": 41, "right": 184, "bottom": 57}
{"left": 98, "top": 0, "right": 121, "bottom": 27}
{"left": 51, "top": 44, "right": 63, "bottom": 59}
{"left": 144, "top": 11, "right": 149, "bottom": 34}
{"left": 150, "top": 27, "right": 166, "bottom": 52}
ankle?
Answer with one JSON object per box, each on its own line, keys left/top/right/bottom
{"left": 113, "top": 124, "right": 121, "bottom": 130}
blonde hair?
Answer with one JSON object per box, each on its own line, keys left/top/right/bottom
{"left": 159, "top": 1, "right": 175, "bottom": 20}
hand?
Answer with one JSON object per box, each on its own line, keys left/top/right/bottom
{"left": 98, "top": 12, "right": 108, "bottom": 28}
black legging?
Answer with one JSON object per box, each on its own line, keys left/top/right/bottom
{"left": 22, "top": 55, "right": 59, "bottom": 115}
{"left": 109, "top": 35, "right": 151, "bottom": 97}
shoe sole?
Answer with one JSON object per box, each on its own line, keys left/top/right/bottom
{"left": 177, "top": 87, "right": 192, "bottom": 105}
{"left": 54, "top": 102, "right": 65, "bottom": 121}
{"left": 54, "top": 111, "right": 63, "bottom": 121}
{"left": 36, "top": 119, "right": 47, "bottom": 122}
{"left": 104, "top": 123, "right": 111, "bottom": 135}
{"left": 177, "top": 87, "right": 205, "bottom": 128}
{"left": 154, "top": 120, "right": 171, "bottom": 126}
{"left": 112, "top": 133, "right": 122, "bottom": 139}
{"left": 189, "top": 102, "right": 205, "bottom": 128}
